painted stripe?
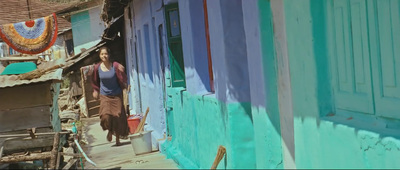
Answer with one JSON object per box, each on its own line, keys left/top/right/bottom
{"left": 203, "top": 0, "right": 215, "bottom": 92}
{"left": 270, "top": 0, "right": 296, "bottom": 169}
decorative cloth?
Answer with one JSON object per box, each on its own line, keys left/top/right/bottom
{"left": 0, "top": 13, "right": 58, "bottom": 54}
{"left": 81, "top": 64, "right": 95, "bottom": 81}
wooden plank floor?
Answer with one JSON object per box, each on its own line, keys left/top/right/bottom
{"left": 81, "top": 117, "right": 179, "bottom": 169}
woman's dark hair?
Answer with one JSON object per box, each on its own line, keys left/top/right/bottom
{"left": 99, "top": 46, "right": 111, "bottom": 55}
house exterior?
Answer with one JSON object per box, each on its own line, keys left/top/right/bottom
{"left": 104, "top": 0, "right": 400, "bottom": 169}
{"left": 57, "top": 0, "right": 105, "bottom": 55}
{"left": 0, "top": 68, "right": 65, "bottom": 155}
{"left": 56, "top": 0, "right": 124, "bottom": 111}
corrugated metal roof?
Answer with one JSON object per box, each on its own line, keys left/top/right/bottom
{"left": 101, "top": 0, "right": 130, "bottom": 24}
{"left": 0, "top": 69, "right": 63, "bottom": 88}
{"left": 62, "top": 41, "right": 106, "bottom": 74}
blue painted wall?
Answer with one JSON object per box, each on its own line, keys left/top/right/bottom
{"left": 128, "top": 0, "right": 168, "bottom": 149}
{"left": 178, "top": 0, "right": 211, "bottom": 95}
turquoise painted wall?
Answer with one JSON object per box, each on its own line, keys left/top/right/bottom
{"left": 71, "top": 7, "right": 105, "bottom": 54}
{"left": 51, "top": 82, "right": 62, "bottom": 133}
{"left": 162, "top": 88, "right": 257, "bottom": 169}
{"left": 283, "top": 0, "right": 400, "bottom": 168}
{"left": 71, "top": 11, "right": 92, "bottom": 53}
{"left": 50, "top": 82, "right": 67, "bottom": 148}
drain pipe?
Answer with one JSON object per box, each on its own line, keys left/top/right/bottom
{"left": 74, "top": 138, "right": 96, "bottom": 167}
{"left": 71, "top": 122, "right": 96, "bottom": 167}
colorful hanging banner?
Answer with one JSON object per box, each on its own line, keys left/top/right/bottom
{"left": 0, "top": 13, "right": 58, "bottom": 54}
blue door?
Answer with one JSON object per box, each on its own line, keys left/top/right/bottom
{"left": 329, "top": 0, "right": 374, "bottom": 114}
{"left": 328, "top": 0, "right": 400, "bottom": 119}
{"left": 370, "top": 0, "right": 400, "bottom": 119}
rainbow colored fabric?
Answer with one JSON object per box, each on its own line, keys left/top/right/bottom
{"left": 0, "top": 13, "right": 58, "bottom": 54}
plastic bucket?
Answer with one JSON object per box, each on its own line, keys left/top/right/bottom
{"left": 127, "top": 115, "right": 140, "bottom": 134}
{"left": 129, "top": 131, "right": 153, "bottom": 155}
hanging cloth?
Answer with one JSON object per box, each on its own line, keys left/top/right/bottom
{"left": 0, "top": 13, "right": 58, "bottom": 55}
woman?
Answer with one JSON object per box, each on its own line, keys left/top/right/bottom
{"left": 91, "top": 46, "right": 129, "bottom": 146}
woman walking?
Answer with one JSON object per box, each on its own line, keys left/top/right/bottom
{"left": 91, "top": 46, "right": 129, "bottom": 146}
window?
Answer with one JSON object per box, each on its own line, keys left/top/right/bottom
{"left": 158, "top": 24, "right": 165, "bottom": 74}
{"left": 168, "top": 10, "right": 181, "bottom": 37}
{"left": 137, "top": 30, "right": 146, "bottom": 82}
{"left": 144, "top": 24, "right": 154, "bottom": 82}
{"left": 329, "top": 0, "right": 400, "bottom": 120}
{"left": 165, "top": 3, "right": 186, "bottom": 87}
{"left": 152, "top": 18, "right": 160, "bottom": 75}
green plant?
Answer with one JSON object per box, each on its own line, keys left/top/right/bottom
{"left": 61, "top": 77, "right": 70, "bottom": 89}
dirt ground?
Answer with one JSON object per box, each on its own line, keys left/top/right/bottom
{"left": 80, "top": 117, "right": 179, "bottom": 169}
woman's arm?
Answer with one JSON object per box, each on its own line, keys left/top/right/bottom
{"left": 115, "top": 62, "right": 128, "bottom": 89}
{"left": 91, "top": 63, "right": 101, "bottom": 99}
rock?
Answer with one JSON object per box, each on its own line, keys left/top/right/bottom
{"left": 76, "top": 97, "right": 88, "bottom": 118}
{"left": 60, "top": 110, "right": 79, "bottom": 123}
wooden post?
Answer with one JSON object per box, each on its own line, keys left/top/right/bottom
{"left": 49, "top": 132, "right": 60, "bottom": 169}
{"left": 211, "top": 145, "right": 226, "bottom": 169}
{"left": 0, "top": 146, "right": 3, "bottom": 159}
{"left": 56, "top": 152, "right": 61, "bottom": 170}
{"left": 134, "top": 107, "right": 150, "bottom": 134}
{"left": 80, "top": 67, "right": 89, "bottom": 118}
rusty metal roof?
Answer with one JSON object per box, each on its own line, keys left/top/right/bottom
{"left": 61, "top": 41, "right": 106, "bottom": 74}
{"left": 0, "top": 68, "right": 63, "bottom": 88}
{"left": 101, "top": 0, "right": 130, "bottom": 25}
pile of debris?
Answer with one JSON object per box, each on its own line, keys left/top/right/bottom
{"left": 58, "top": 88, "right": 80, "bottom": 123}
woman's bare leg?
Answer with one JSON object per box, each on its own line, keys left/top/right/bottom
{"left": 107, "top": 131, "right": 112, "bottom": 142}
{"left": 115, "top": 131, "right": 121, "bottom": 146}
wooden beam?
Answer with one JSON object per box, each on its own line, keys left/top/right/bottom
{"left": 0, "top": 56, "right": 39, "bottom": 61}
{"left": 62, "top": 158, "right": 78, "bottom": 170}
{"left": 0, "top": 152, "right": 51, "bottom": 163}
{"left": 2, "top": 136, "right": 53, "bottom": 154}
{"left": 61, "top": 152, "right": 84, "bottom": 158}
{"left": 0, "top": 131, "right": 69, "bottom": 138}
